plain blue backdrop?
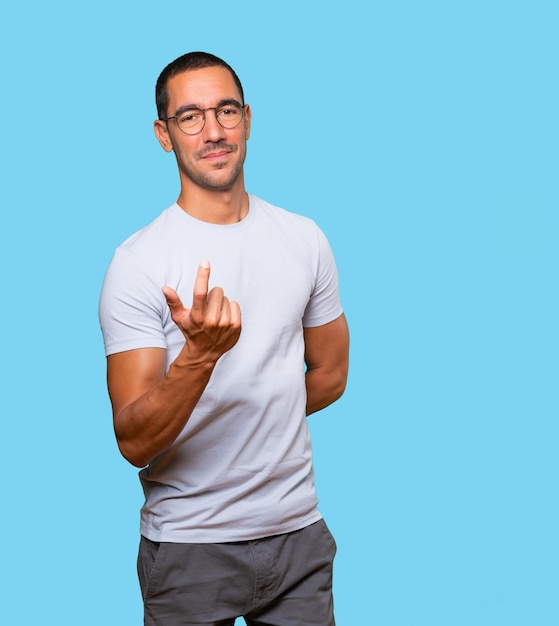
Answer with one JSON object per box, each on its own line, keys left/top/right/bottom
{"left": 1, "top": 1, "right": 557, "bottom": 624}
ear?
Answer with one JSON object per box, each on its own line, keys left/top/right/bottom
{"left": 154, "top": 119, "right": 174, "bottom": 153}
{"left": 244, "top": 104, "right": 252, "bottom": 140}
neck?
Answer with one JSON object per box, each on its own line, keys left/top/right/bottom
{"left": 176, "top": 182, "right": 249, "bottom": 225}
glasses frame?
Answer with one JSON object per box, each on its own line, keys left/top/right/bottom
{"left": 164, "top": 102, "right": 247, "bottom": 135}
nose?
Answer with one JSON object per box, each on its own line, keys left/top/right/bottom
{"left": 201, "top": 108, "right": 226, "bottom": 142}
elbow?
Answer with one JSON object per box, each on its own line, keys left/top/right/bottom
{"left": 332, "top": 354, "right": 349, "bottom": 401}
{"left": 306, "top": 367, "right": 348, "bottom": 415}
{"left": 116, "top": 437, "right": 150, "bottom": 469}
{"left": 326, "top": 361, "right": 349, "bottom": 409}
{"left": 114, "top": 410, "right": 152, "bottom": 468}
{"left": 331, "top": 369, "right": 348, "bottom": 403}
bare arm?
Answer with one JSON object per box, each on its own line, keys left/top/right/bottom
{"left": 304, "top": 313, "right": 350, "bottom": 415}
{"left": 107, "top": 261, "right": 241, "bottom": 468}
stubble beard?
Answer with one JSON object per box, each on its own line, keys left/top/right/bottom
{"left": 176, "top": 142, "right": 246, "bottom": 192}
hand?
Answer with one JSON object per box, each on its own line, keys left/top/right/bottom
{"left": 162, "top": 260, "right": 242, "bottom": 363}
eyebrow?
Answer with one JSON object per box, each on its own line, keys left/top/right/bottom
{"left": 173, "top": 98, "right": 243, "bottom": 117}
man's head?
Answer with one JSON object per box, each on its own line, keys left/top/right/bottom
{"left": 153, "top": 52, "right": 251, "bottom": 197}
{"left": 156, "top": 51, "right": 245, "bottom": 121}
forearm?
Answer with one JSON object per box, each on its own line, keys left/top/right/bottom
{"left": 113, "top": 351, "right": 216, "bottom": 468}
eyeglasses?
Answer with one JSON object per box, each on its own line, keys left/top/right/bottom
{"left": 164, "top": 102, "right": 246, "bottom": 135}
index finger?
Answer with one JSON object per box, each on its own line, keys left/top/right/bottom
{"left": 191, "top": 259, "right": 211, "bottom": 313}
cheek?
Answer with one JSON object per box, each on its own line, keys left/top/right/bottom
{"left": 172, "top": 138, "right": 197, "bottom": 160}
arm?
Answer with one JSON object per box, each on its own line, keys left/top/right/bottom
{"left": 304, "top": 313, "right": 350, "bottom": 415}
{"left": 107, "top": 261, "right": 241, "bottom": 468}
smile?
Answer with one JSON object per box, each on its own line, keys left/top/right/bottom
{"left": 202, "top": 150, "right": 231, "bottom": 160}
{"left": 196, "top": 142, "right": 238, "bottom": 161}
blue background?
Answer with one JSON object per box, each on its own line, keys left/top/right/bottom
{"left": 1, "top": 1, "right": 557, "bottom": 624}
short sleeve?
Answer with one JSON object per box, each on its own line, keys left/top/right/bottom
{"left": 302, "top": 227, "right": 343, "bottom": 328}
{"left": 99, "top": 247, "right": 167, "bottom": 356}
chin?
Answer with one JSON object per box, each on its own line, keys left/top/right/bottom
{"left": 180, "top": 155, "right": 245, "bottom": 192}
{"left": 197, "top": 168, "right": 243, "bottom": 192}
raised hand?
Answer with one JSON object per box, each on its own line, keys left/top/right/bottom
{"left": 162, "top": 260, "right": 242, "bottom": 364}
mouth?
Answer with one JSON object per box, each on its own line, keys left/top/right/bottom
{"left": 197, "top": 143, "right": 237, "bottom": 161}
{"left": 201, "top": 150, "right": 231, "bottom": 160}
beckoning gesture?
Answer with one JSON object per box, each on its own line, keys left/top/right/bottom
{"left": 162, "top": 260, "right": 242, "bottom": 364}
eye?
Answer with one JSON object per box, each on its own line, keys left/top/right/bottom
{"left": 218, "top": 105, "right": 240, "bottom": 117}
{"left": 178, "top": 109, "right": 203, "bottom": 124}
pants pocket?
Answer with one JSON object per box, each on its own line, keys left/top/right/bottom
{"left": 137, "top": 536, "right": 165, "bottom": 600}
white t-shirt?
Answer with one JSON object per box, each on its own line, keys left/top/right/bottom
{"left": 99, "top": 195, "right": 343, "bottom": 542}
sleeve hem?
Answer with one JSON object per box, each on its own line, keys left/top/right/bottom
{"left": 104, "top": 339, "right": 168, "bottom": 357}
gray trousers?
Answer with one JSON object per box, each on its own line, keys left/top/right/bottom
{"left": 137, "top": 519, "right": 337, "bottom": 626}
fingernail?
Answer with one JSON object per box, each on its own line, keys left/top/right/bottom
{"left": 200, "top": 259, "right": 210, "bottom": 268}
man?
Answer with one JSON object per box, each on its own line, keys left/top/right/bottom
{"left": 99, "top": 51, "right": 349, "bottom": 626}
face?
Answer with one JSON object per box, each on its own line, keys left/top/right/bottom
{"left": 154, "top": 66, "right": 251, "bottom": 193}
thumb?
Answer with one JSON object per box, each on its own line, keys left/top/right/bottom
{"left": 162, "top": 286, "right": 186, "bottom": 316}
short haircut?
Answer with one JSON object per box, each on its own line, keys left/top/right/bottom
{"left": 156, "top": 51, "right": 245, "bottom": 120}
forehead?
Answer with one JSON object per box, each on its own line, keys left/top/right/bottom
{"left": 166, "top": 66, "right": 242, "bottom": 111}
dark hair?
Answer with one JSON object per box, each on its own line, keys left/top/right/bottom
{"left": 156, "top": 51, "right": 245, "bottom": 120}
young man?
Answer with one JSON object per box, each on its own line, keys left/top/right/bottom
{"left": 99, "top": 51, "right": 349, "bottom": 626}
